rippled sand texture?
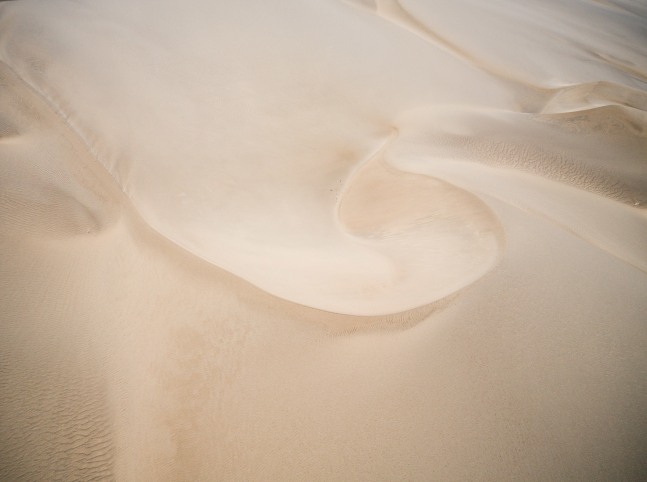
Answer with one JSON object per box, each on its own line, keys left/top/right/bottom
{"left": 1, "top": 0, "right": 646, "bottom": 480}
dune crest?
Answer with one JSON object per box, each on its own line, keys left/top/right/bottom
{"left": 1, "top": 0, "right": 647, "bottom": 480}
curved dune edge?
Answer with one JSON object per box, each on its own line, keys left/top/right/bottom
{"left": 1, "top": 0, "right": 647, "bottom": 480}
{"left": 0, "top": 52, "right": 505, "bottom": 316}
{"left": 133, "top": 130, "right": 505, "bottom": 317}
{"left": 0, "top": 57, "right": 496, "bottom": 319}
{"left": 116, "top": 135, "right": 504, "bottom": 316}
{"left": 335, "top": 140, "right": 503, "bottom": 314}
{"left": 154, "top": 129, "right": 506, "bottom": 317}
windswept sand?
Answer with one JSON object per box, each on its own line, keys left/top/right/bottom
{"left": 1, "top": 0, "right": 646, "bottom": 480}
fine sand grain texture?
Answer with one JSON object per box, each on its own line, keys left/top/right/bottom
{"left": 1, "top": 0, "right": 646, "bottom": 480}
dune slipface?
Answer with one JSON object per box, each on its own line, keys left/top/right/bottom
{"left": 1, "top": 0, "right": 646, "bottom": 480}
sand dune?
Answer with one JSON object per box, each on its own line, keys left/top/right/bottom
{"left": 1, "top": 0, "right": 646, "bottom": 480}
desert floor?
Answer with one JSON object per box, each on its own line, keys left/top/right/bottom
{"left": 1, "top": 0, "right": 647, "bottom": 480}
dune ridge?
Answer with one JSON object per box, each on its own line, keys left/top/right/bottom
{"left": 1, "top": 0, "right": 647, "bottom": 480}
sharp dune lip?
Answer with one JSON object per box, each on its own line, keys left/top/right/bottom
{"left": 541, "top": 80, "right": 647, "bottom": 114}
{"left": 333, "top": 127, "right": 399, "bottom": 230}
{"left": 333, "top": 131, "right": 504, "bottom": 315}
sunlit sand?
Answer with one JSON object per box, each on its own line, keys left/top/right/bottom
{"left": 1, "top": 0, "right": 646, "bottom": 479}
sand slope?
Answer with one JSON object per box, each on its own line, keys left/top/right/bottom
{"left": 1, "top": 0, "right": 646, "bottom": 480}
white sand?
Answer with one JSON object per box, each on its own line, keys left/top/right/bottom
{"left": 1, "top": 0, "right": 646, "bottom": 480}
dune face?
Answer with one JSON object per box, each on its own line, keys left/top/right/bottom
{"left": 1, "top": 0, "right": 646, "bottom": 480}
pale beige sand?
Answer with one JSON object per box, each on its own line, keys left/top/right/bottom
{"left": 1, "top": 0, "right": 646, "bottom": 480}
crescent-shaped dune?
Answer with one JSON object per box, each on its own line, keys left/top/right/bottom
{"left": 1, "top": 0, "right": 646, "bottom": 480}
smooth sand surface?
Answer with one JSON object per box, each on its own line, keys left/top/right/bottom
{"left": 1, "top": 0, "right": 646, "bottom": 480}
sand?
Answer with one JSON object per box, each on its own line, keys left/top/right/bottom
{"left": 1, "top": 0, "right": 646, "bottom": 480}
